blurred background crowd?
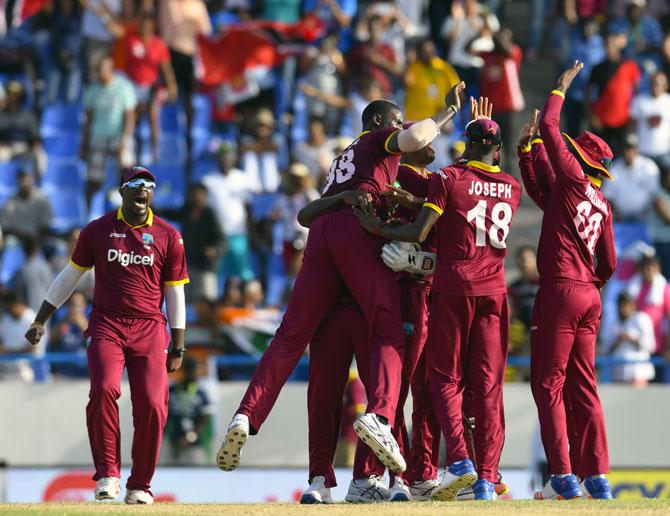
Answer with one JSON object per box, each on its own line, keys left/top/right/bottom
{"left": 1, "top": 0, "right": 670, "bottom": 426}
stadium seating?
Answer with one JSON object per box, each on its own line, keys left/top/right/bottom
{"left": 151, "top": 163, "right": 186, "bottom": 209}
{"left": 48, "top": 190, "right": 88, "bottom": 234}
{"left": 0, "top": 244, "right": 26, "bottom": 286}
{"left": 42, "top": 158, "right": 85, "bottom": 193}
{"left": 40, "top": 103, "right": 83, "bottom": 138}
{"left": 42, "top": 135, "right": 81, "bottom": 158}
{"left": 160, "top": 102, "right": 185, "bottom": 134}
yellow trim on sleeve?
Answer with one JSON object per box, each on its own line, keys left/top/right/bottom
{"left": 164, "top": 278, "right": 190, "bottom": 286}
{"left": 355, "top": 130, "right": 370, "bottom": 140}
{"left": 551, "top": 89, "right": 565, "bottom": 98}
{"left": 384, "top": 130, "right": 401, "bottom": 154}
{"left": 69, "top": 259, "right": 92, "bottom": 271}
{"left": 423, "top": 202, "right": 443, "bottom": 215}
{"left": 467, "top": 160, "right": 501, "bottom": 173}
{"left": 520, "top": 144, "right": 532, "bottom": 154}
{"left": 116, "top": 207, "right": 154, "bottom": 228}
{"left": 531, "top": 138, "right": 543, "bottom": 146}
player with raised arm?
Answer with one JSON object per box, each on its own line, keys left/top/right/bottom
{"left": 354, "top": 113, "right": 522, "bottom": 501}
{"left": 530, "top": 61, "right": 617, "bottom": 501}
{"left": 24, "top": 167, "right": 189, "bottom": 504}
{"left": 218, "top": 83, "right": 467, "bottom": 475}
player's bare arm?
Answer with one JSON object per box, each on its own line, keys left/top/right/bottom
{"left": 297, "top": 190, "right": 372, "bottom": 228}
{"left": 518, "top": 109, "right": 540, "bottom": 150}
{"left": 382, "top": 185, "right": 426, "bottom": 210}
{"left": 353, "top": 203, "right": 439, "bottom": 244}
{"left": 556, "top": 60, "right": 584, "bottom": 95}
{"left": 385, "top": 81, "right": 466, "bottom": 154}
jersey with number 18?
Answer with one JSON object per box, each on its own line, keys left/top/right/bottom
{"left": 424, "top": 160, "right": 522, "bottom": 296}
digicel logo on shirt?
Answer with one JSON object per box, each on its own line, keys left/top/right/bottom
{"left": 107, "top": 249, "right": 155, "bottom": 267}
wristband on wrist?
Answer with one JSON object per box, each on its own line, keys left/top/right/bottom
{"left": 448, "top": 104, "right": 458, "bottom": 114}
{"left": 169, "top": 347, "right": 186, "bottom": 358}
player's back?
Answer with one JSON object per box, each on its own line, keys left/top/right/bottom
{"left": 321, "top": 127, "right": 401, "bottom": 205}
{"left": 538, "top": 173, "right": 613, "bottom": 284}
{"left": 429, "top": 161, "right": 522, "bottom": 296}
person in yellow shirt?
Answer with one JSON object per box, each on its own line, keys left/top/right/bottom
{"left": 404, "top": 39, "right": 461, "bottom": 121}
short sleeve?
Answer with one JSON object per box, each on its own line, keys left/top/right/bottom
{"left": 70, "top": 223, "right": 95, "bottom": 270}
{"left": 424, "top": 168, "right": 455, "bottom": 216}
{"left": 163, "top": 229, "right": 189, "bottom": 286}
{"left": 373, "top": 126, "right": 401, "bottom": 155}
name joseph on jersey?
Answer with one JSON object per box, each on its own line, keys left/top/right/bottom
{"left": 467, "top": 180, "right": 513, "bottom": 199}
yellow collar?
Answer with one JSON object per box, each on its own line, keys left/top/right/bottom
{"left": 117, "top": 207, "right": 154, "bottom": 228}
{"left": 400, "top": 163, "right": 430, "bottom": 177}
{"left": 355, "top": 130, "right": 371, "bottom": 139}
{"left": 587, "top": 175, "right": 602, "bottom": 188}
{"left": 467, "top": 160, "right": 501, "bottom": 173}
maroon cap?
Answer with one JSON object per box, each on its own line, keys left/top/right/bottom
{"left": 464, "top": 119, "right": 502, "bottom": 146}
{"left": 562, "top": 131, "right": 614, "bottom": 179}
{"left": 121, "top": 166, "right": 156, "bottom": 185}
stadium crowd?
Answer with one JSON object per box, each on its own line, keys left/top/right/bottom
{"left": 0, "top": 0, "right": 670, "bottom": 387}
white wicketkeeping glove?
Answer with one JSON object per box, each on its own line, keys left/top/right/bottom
{"left": 381, "top": 241, "right": 436, "bottom": 275}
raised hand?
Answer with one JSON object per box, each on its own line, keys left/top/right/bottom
{"left": 470, "top": 96, "right": 493, "bottom": 121}
{"left": 556, "top": 60, "right": 584, "bottom": 94}
{"left": 518, "top": 109, "right": 540, "bottom": 148}
{"left": 445, "top": 81, "right": 466, "bottom": 111}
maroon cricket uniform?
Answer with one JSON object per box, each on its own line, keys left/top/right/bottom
{"left": 70, "top": 208, "right": 188, "bottom": 491}
{"left": 531, "top": 91, "right": 617, "bottom": 477}
{"left": 424, "top": 160, "right": 521, "bottom": 482}
{"left": 236, "top": 127, "right": 405, "bottom": 432}
{"left": 353, "top": 164, "right": 440, "bottom": 483}
{"left": 518, "top": 139, "right": 556, "bottom": 211}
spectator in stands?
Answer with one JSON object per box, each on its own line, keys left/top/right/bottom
{"left": 618, "top": 0, "right": 664, "bottom": 64}
{"left": 600, "top": 292, "right": 656, "bottom": 386}
{"left": 159, "top": 0, "right": 212, "bottom": 166}
{"left": 80, "top": 0, "right": 122, "bottom": 82}
{"left": 603, "top": 133, "right": 660, "bottom": 222}
{"left": 242, "top": 279, "right": 265, "bottom": 310}
{"left": 630, "top": 71, "right": 670, "bottom": 169}
{"left": 49, "top": 291, "right": 89, "bottom": 378}
{"left": 303, "top": 0, "right": 357, "bottom": 51}
{"left": 562, "top": 17, "right": 605, "bottom": 135}
{"left": 0, "top": 292, "right": 40, "bottom": 382}
{"left": 0, "top": 170, "right": 53, "bottom": 247}
{"left": 273, "top": 163, "right": 319, "bottom": 282}
{"left": 0, "top": 81, "right": 44, "bottom": 174}
{"left": 166, "top": 357, "right": 213, "bottom": 464}
{"left": 662, "top": 33, "right": 670, "bottom": 81}
{"left": 81, "top": 56, "right": 137, "bottom": 202}
{"left": 202, "top": 141, "right": 258, "bottom": 282}
{"left": 14, "top": 238, "right": 53, "bottom": 313}
{"left": 651, "top": 166, "right": 670, "bottom": 276}
{"left": 346, "top": 77, "right": 383, "bottom": 136}
{"left": 586, "top": 25, "right": 641, "bottom": 155}
{"left": 625, "top": 253, "right": 670, "bottom": 354}
{"left": 349, "top": 14, "right": 402, "bottom": 98}
{"left": 292, "top": 117, "right": 335, "bottom": 187}
{"left": 404, "top": 38, "right": 460, "bottom": 122}
{"left": 298, "top": 33, "right": 348, "bottom": 135}
{"left": 508, "top": 245, "right": 540, "bottom": 330}
{"left": 477, "top": 27, "right": 524, "bottom": 162}
{"left": 47, "top": 0, "right": 83, "bottom": 104}
{"left": 49, "top": 229, "right": 95, "bottom": 300}
{"left": 162, "top": 184, "right": 224, "bottom": 303}
{"left": 240, "top": 108, "right": 282, "bottom": 192}
{"left": 440, "top": 0, "right": 499, "bottom": 97}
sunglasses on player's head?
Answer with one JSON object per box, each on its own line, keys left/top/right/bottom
{"left": 122, "top": 178, "right": 156, "bottom": 190}
{"left": 600, "top": 157, "right": 612, "bottom": 170}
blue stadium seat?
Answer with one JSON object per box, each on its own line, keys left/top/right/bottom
{"left": 48, "top": 191, "right": 87, "bottom": 234}
{"left": 192, "top": 94, "right": 212, "bottom": 132}
{"left": 151, "top": 163, "right": 185, "bottom": 209}
{"left": 191, "top": 127, "right": 211, "bottom": 160}
{"left": 191, "top": 157, "right": 218, "bottom": 183}
{"left": 42, "top": 158, "right": 85, "bottom": 193}
{"left": 0, "top": 244, "right": 26, "bottom": 286}
{"left": 40, "top": 103, "right": 83, "bottom": 138}
{"left": 157, "top": 134, "right": 186, "bottom": 162}
{"left": 160, "top": 102, "right": 185, "bottom": 134}
{"left": 0, "top": 161, "right": 21, "bottom": 191}
{"left": 42, "top": 135, "right": 81, "bottom": 157}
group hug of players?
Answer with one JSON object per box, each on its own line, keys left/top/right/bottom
{"left": 216, "top": 60, "right": 617, "bottom": 503}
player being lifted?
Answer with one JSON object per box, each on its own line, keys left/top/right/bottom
{"left": 217, "top": 82, "right": 467, "bottom": 474}
{"left": 354, "top": 111, "right": 522, "bottom": 501}
{"left": 530, "top": 61, "right": 616, "bottom": 500}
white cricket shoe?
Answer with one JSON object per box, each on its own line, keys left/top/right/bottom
{"left": 345, "top": 475, "right": 391, "bottom": 503}
{"left": 353, "top": 413, "right": 406, "bottom": 473}
{"left": 217, "top": 413, "right": 249, "bottom": 471}
{"left": 389, "top": 477, "right": 411, "bottom": 502}
{"left": 94, "top": 477, "right": 120, "bottom": 500}
{"left": 124, "top": 489, "right": 154, "bottom": 504}
{"left": 432, "top": 459, "right": 478, "bottom": 501}
{"left": 409, "top": 479, "right": 440, "bottom": 501}
{"left": 300, "top": 476, "right": 333, "bottom": 504}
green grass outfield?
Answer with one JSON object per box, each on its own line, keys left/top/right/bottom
{"left": 0, "top": 500, "right": 669, "bottom": 516}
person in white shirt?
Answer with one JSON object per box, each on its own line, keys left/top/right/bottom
{"left": 630, "top": 71, "right": 670, "bottom": 167}
{"left": 600, "top": 292, "right": 656, "bottom": 386}
{"left": 0, "top": 293, "right": 43, "bottom": 382}
{"left": 202, "top": 141, "right": 260, "bottom": 282}
{"left": 603, "top": 133, "right": 660, "bottom": 221}
{"left": 292, "top": 117, "right": 336, "bottom": 188}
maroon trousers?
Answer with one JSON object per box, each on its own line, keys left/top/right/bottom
{"left": 530, "top": 282, "right": 610, "bottom": 477}
{"left": 427, "top": 292, "right": 509, "bottom": 483}
{"left": 237, "top": 209, "right": 404, "bottom": 431}
{"left": 85, "top": 314, "right": 170, "bottom": 491}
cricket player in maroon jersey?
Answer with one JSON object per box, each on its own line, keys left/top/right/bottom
{"left": 24, "top": 167, "right": 189, "bottom": 504}
{"left": 531, "top": 61, "right": 617, "bottom": 501}
{"left": 354, "top": 117, "right": 522, "bottom": 501}
{"left": 217, "top": 83, "right": 467, "bottom": 475}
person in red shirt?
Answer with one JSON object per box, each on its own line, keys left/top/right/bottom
{"left": 25, "top": 166, "right": 189, "bottom": 505}
{"left": 217, "top": 84, "right": 466, "bottom": 477}
{"left": 354, "top": 117, "right": 522, "bottom": 501}
{"left": 531, "top": 62, "right": 617, "bottom": 501}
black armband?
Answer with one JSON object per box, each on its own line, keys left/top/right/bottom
{"left": 169, "top": 347, "right": 186, "bottom": 358}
